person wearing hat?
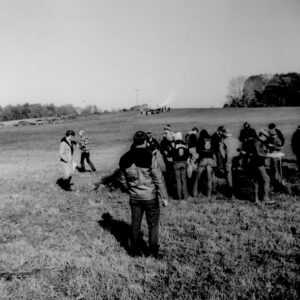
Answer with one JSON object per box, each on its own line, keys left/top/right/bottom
{"left": 193, "top": 130, "right": 216, "bottom": 198}
{"left": 59, "top": 130, "right": 77, "bottom": 191}
{"left": 171, "top": 132, "right": 189, "bottom": 200}
{"left": 291, "top": 125, "right": 300, "bottom": 172}
{"left": 78, "top": 129, "right": 96, "bottom": 172}
{"left": 219, "top": 130, "right": 241, "bottom": 199}
{"left": 248, "top": 129, "right": 274, "bottom": 204}
{"left": 119, "top": 131, "right": 168, "bottom": 258}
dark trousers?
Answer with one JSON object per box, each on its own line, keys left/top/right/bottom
{"left": 80, "top": 152, "right": 96, "bottom": 171}
{"left": 174, "top": 161, "right": 188, "bottom": 199}
{"left": 130, "top": 199, "right": 160, "bottom": 255}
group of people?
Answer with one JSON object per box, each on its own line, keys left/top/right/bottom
{"left": 134, "top": 122, "right": 291, "bottom": 204}
{"left": 57, "top": 123, "right": 299, "bottom": 258}
{"left": 118, "top": 122, "right": 300, "bottom": 257}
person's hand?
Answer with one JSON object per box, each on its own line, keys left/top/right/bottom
{"left": 161, "top": 198, "right": 168, "bottom": 207}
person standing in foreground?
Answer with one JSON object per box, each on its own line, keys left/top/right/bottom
{"left": 78, "top": 130, "right": 96, "bottom": 172}
{"left": 59, "top": 130, "right": 77, "bottom": 191}
{"left": 119, "top": 131, "right": 168, "bottom": 258}
{"left": 291, "top": 125, "right": 300, "bottom": 172}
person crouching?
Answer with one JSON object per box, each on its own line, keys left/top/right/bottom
{"left": 119, "top": 131, "right": 168, "bottom": 258}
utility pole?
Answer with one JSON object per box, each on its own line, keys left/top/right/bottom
{"left": 134, "top": 89, "right": 139, "bottom": 107}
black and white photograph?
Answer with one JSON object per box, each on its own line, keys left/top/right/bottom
{"left": 0, "top": 0, "right": 299, "bottom": 299}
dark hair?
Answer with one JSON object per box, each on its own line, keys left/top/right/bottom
{"left": 65, "top": 130, "right": 75, "bottom": 137}
{"left": 243, "top": 122, "right": 250, "bottom": 128}
{"left": 192, "top": 127, "right": 199, "bottom": 132}
{"left": 133, "top": 131, "right": 148, "bottom": 146}
{"left": 199, "top": 129, "right": 210, "bottom": 140}
{"left": 268, "top": 123, "right": 276, "bottom": 130}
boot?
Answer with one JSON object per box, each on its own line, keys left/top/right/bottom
{"left": 149, "top": 245, "right": 160, "bottom": 259}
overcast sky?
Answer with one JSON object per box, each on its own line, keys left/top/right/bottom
{"left": 0, "top": 0, "right": 299, "bottom": 109}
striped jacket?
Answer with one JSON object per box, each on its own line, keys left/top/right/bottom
{"left": 79, "top": 135, "right": 91, "bottom": 153}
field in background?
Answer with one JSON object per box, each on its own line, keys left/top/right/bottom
{"left": 0, "top": 108, "right": 299, "bottom": 299}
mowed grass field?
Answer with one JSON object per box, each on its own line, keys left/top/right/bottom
{"left": 0, "top": 108, "right": 299, "bottom": 300}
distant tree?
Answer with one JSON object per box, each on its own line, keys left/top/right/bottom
{"left": 225, "top": 76, "right": 247, "bottom": 107}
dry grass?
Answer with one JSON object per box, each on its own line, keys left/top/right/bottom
{"left": 0, "top": 108, "right": 299, "bottom": 299}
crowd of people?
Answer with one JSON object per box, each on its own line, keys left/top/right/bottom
{"left": 134, "top": 122, "right": 295, "bottom": 204}
{"left": 57, "top": 123, "right": 299, "bottom": 258}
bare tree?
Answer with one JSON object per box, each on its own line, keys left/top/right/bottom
{"left": 226, "top": 76, "right": 247, "bottom": 106}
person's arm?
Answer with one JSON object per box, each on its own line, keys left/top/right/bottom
{"left": 59, "top": 142, "right": 68, "bottom": 163}
{"left": 277, "top": 130, "right": 285, "bottom": 146}
{"left": 150, "top": 161, "right": 168, "bottom": 201}
{"left": 255, "top": 141, "right": 267, "bottom": 157}
{"left": 219, "top": 141, "right": 226, "bottom": 160}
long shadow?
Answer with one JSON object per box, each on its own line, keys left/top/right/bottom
{"left": 97, "top": 213, "right": 148, "bottom": 257}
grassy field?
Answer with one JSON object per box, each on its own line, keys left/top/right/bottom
{"left": 0, "top": 108, "right": 299, "bottom": 299}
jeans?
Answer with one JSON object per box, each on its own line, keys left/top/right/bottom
{"left": 174, "top": 161, "right": 188, "bottom": 199}
{"left": 80, "top": 152, "right": 96, "bottom": 171}
{"left": 130, "top": 199, "right": 160, "bottom": 254}
{"left": 193, "top": 165, "right": 213, "bottom": 197}
{"left": 254, "top": 166, "right": 270, "bottom": 201}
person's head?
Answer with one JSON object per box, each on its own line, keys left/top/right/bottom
{"left": 217, "top": 126, "right": 226, "bottom": 135}
{"left": 192, "top": 127, "right": 199, "bottom": 133}
{"left": 65, "top": 130, "right": 75, "bottom": 141}
{"left": 78, "top": 129, "right": 85, "bottom": 137}
{"left": 243, "top": 122, "right": 250, "bottom": 129}
{"left": 258, "top": 129, "right": 269, "bottom": 142}
{"left": 268, "top": 123, "right": 276, "bottom": 130}
{"left": 146, "top": 131, "right": 152, "bottom": 139}
{"left": 174, "top": 132, "right": 183, "bottom": 142}
{"left": 199, "top": 129, "right": 210, "bottom": 140}
{"left": 164, "top": 124, "right": 171, "bottom": 134}
{"left": 133, "top": 131, "right": 148, "bottom": 148}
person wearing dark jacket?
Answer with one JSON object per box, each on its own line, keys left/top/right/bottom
{"left": 172, "top": 132, "right": 189, "bottom": 200}
{"left": 119, "top": 131, "right": 168, "bottom": 258}
{"left": 193, "top": 130, "right": 216, "bottom": 197}
{"left": 146, "top": 131, "right": 160, "bottom": 155}
{"left": 291, "top": 125, "right": 300, "bottom": 171}
{"left": 239, "top": 122, "right": 258, "bottom": 170}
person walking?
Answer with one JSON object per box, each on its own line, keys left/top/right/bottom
{"left": 291, "top": 125, "right": 300, "bottom": 172}
{"left": 59, "top": 130, "right": 77, "bottom": 191}
{"left": 119, "top": 131, "right": 168, "bottom": 258}
{"left": 78, "top": 129, "right": 96, "bottom": 172}
{"left": 193, "top": 130, "right": 216, "bottom": 197}
{"left": 172, "top": 132, "right": 189, "bottom": 200}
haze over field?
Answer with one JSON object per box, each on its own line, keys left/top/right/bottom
{"left": 0, "top": 0, "right": 300, "bottom": 109}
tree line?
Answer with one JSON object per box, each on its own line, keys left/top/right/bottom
{"left": 0, "top": 103, "right": 100, "bottom": 122}
{"left": 224, "top": 72, "right": 300, "bottom": 107}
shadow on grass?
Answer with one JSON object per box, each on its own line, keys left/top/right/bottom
{"left": 97, "top": 213, "right": 148, "bottom": 257}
